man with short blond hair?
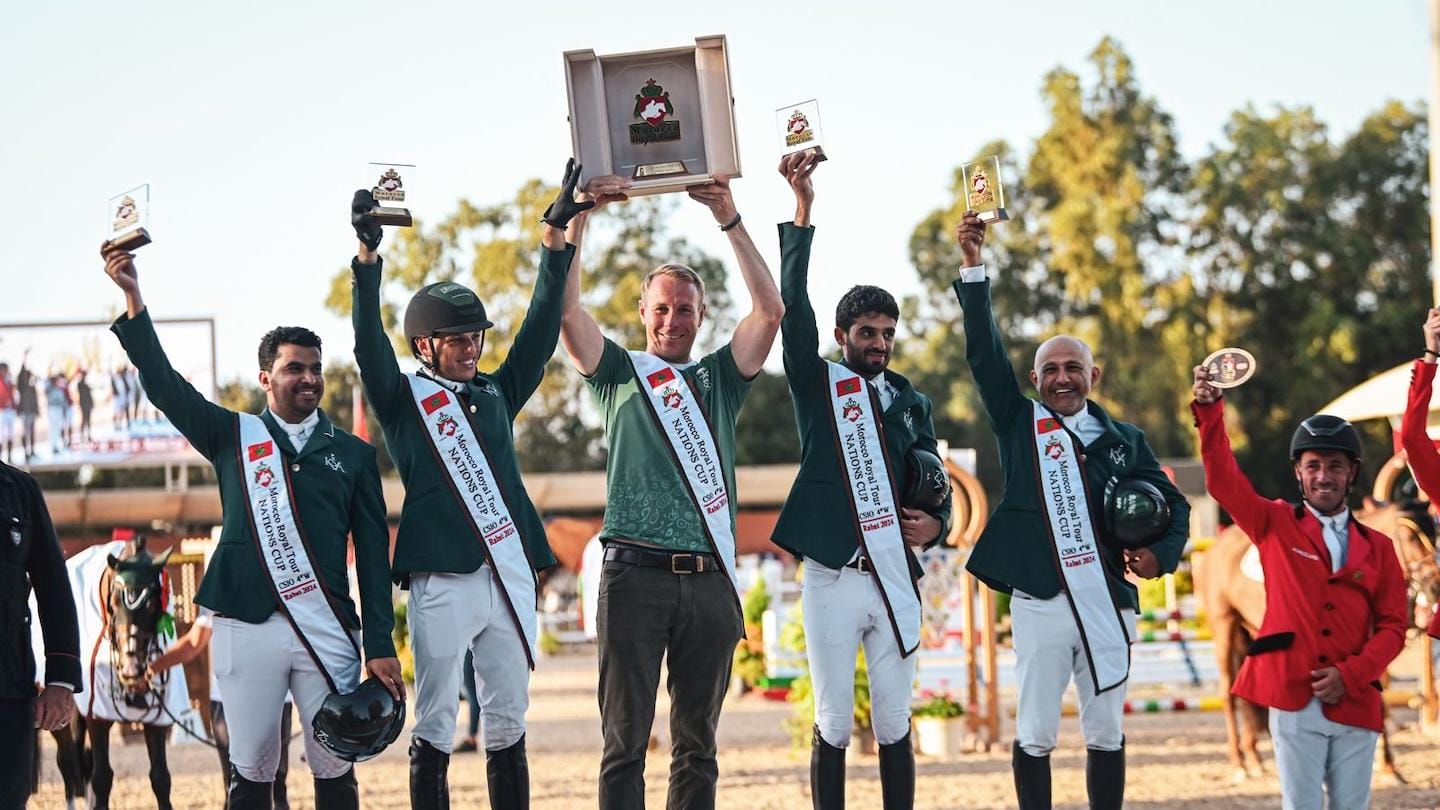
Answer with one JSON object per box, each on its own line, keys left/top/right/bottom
{"left": 560, "top": 172, "right": 783, "bottom": 809}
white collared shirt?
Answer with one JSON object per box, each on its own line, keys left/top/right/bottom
{"left": 271, "top": 409, "right": 320, "bottom": 453}
{"left": 1062, "top": 409, "right": 1104, "bottom": 446}
{"left": 867, "top": 373, "right": 896, "bottom": 412}
{"left": 959, "top": 263, "right": 988, "bottom": 284}
{"left": 1303, "top": 503, "right": 1350, "bottom": 573}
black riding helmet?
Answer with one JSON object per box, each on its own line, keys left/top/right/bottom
{"left": 1289, "top": 414, "right": 1362, "bottom": 462}
{"left": 403, "top": 281, "right": 494, "bottom": 367}
{"left": 1102, "top": 477, "right": 1172, "bottom": 549}
{"left": 311, "top": 676, "right": 406, "bottom": 763}
{"left": 902, "top": 448, "right": 952, "bottom": 514}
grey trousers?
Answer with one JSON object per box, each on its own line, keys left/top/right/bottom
{"left": 1268, "top": 697, "right": 1379, "bottom": 810}
{"left": 596, "top": 558, "right": 742, "bottom": 810}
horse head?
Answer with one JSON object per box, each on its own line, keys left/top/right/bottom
{"left": 104, "top": 535, "right": 172, "bottom": 693}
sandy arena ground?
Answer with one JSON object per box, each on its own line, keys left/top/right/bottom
{"left": 29, "top": 652, "right": 1440, "bottom": 809}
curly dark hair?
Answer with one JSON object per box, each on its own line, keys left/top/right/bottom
{"left": 257, "top": 326, "right": 323, "bottom": 371}
{"left": 835, "top": 285, "right": 899, "bottom": 331}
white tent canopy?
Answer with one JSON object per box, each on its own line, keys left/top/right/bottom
{"left": 1320, "top": 361, "right": 1440, "bottom": 430}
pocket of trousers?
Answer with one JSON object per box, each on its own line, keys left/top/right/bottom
{"left": 211, "top": 619, "right": 235, "bottom": 677}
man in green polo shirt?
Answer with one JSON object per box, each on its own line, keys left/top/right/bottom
{"left": 559, "top": 173, "right": 784, "bottom": 809}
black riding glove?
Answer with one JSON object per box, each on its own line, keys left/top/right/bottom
{"left": 352, "top": 189, "right": 383, "bottom": 252}
{"left": 541, "top": 158, "right": 595, "bottom": 229}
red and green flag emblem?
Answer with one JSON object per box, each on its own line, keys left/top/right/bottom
{"left": 835, "top": 376, "right": 862, "bottom": 397}
{"left": 248, "top": 441, "right": 273, "bottom": 461}
{"left": 646, "top": 368, "right": 677, "bottom": 389}
{"left": 1036, "top": 417, "right": 1062, "bottom": 434}
{"left": 421, "top": 390, "right": 450, "bottom": 415}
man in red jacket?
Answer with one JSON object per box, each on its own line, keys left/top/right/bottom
{"left": 1398, "top": 306, "right": 1440, "bottom": 642}
{"left": 1193, "top": 366, "right": 1407, "bottom": 810}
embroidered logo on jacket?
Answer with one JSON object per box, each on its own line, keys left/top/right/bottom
{"left": 1109, "top": 446, "right": 1127, "bottom": 467}
{"left": 324, "top": 453, "right": 346, "bottom": 474}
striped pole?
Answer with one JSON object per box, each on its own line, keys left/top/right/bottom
{"left": 1134, "top": 628, "right": 1210, "bottom": 643}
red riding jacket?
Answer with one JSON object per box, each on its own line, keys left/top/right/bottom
{"left": 1195, "top": 398, "right": 1408, "bottom": 732}
{"left": 1396, "top": 358, "right": 1440, "bottom": 640}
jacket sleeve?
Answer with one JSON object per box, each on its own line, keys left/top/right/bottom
{"left": 350, "top": 445, "right": 396, "bottom": 660}
{"left": 1399, "top": 360, "right": 1440, "bottom": 503}
{"left": 111, "top": 308, "right": 232, "bottom": 460}
{"left": 953, "top": 279, "right": 1025, "bottom": 433}
{"left": 917, "top": 395, "right": 952, "bottom": 548}
{"left": 351, "top": 256, "right": 407, "bottom": 425}
{"left": 1192, "top": 398, "right": 1273, "bottom": 541}
{"left": 1131, "top": 431, "right": 1189, "bottom": 574}
{"left": 779, "top": 223, "right": 824, "bottom": 386}
{"left": 493, "top": 244, "right": 577, "bottom": 420}
{"left": 1336, "top": 533, "right": 1409, "bottom": 699}
{"left": 25, "top": 477, "right": 82, "bottom": 690}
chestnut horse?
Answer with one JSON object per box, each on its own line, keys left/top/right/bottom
{"left": 1193, "top": 500, "right": 1439, "bottom": 782}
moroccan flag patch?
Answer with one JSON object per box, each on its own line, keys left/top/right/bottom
{"left": 248, "top": 441, "right": 273, "bottom": 461}
{"left": 835, "top": 376, "right": 862, "bottom": 397}
{"left": 1036, "top": 417, "right": 1062, "bottom": 434}
{"left": 646, "top": 367, "right": 677, "bottom": 389}
{"left": 421, "top": 390, "right": 450, "bottom": 415}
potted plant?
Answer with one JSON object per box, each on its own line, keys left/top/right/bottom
{"left": 911, "top": 688, "right": 965, "bottom": 756}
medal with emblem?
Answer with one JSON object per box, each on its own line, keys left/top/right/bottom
{"left": 365, "top": 162, "right": 416, "bottom": 227}
{"left": 1202, "top": 347, "right": 1257, "bottom": 389}
{"left": 630, "top": 79, "right": 682, "bottom": 146}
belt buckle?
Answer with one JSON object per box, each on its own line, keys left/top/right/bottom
{"left": 857, "top": 556, "right": 871, "bottom": 574}
{"left": 671, "top": 554, "right": 696, "bottom": 574}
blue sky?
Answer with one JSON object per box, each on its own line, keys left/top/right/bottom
{"left": 1, "top": 0, "right": 1429, "bottom": 382}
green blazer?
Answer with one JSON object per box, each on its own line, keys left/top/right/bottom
{"left": 351, "top": 245, "right": 575, "bottom": 582}
{"left": 953, "top": 278, "right": 1189, "bottom": 610}
{"left": 772, "top": 223, "right": 953, "bottom": 570}
{"left": 112, "top": 310, "right": 396, "bottom": 659}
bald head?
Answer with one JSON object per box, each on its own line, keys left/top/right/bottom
{"left": 1029, "top": 334, "right": 1100, "bottom": 416}
{"left": 1033, "top": 335, "right": 1094, "bottom": 372}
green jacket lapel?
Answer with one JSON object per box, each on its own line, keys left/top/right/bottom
{"left": 295, "top": 411, "right": 336, "bottom": 462}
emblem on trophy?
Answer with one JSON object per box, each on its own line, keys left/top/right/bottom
{"left": 776, "top": 98, "right": 828, "bottom": 162}
{"left": 365, "top": 162, "right": 415, "bottom": 227}
{"left": 962, "top": 156, "right": 1010, "bottom": 223}
{"left": 631, "top": 79, "right": 681, "bottom": 145}
{"left": 106, "top": 184, "right": 153, "bottom": 250}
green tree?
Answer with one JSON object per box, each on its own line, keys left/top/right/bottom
{"left": 1186, "top": 101, "right": 1430, "bottom": 497}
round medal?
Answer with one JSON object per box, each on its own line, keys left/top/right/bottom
{"left": 1202, "top": 347, "right": 1257, "bottom": 389}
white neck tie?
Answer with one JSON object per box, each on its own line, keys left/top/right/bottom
{"left": 1324, "top": 517, "right": 1346, "bottom": 573}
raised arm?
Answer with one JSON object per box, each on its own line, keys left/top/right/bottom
{"left": 1191, "top": 367, "right": 1273, "bottom": 538}
{"left": 101, "top": 242, "right": 232, "bottom": 458}
{"left": 951, "top": 213, "right": 1026, "bottom": 431}
{"left": 559, "top": 173, "right": 629, "bottom": 377}
{"left": 688, "top": 175, "right": 784, "bottom": 379}
{"left": 778, "top": 153, "right": 823, "bottom": 382}
{"left": 1401, "top": 309, "right": 1440, "bottom": 502}
{"left": 490, "top": 161, "right": 586, "bottom": 415}
{"left": 349, "top": 190, "right": 407, "bottom": 424}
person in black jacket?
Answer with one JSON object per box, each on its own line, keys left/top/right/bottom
{"left": 0, "top": 460, "right": 81, "bottom": 809}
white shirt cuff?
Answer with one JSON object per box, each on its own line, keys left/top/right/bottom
{"left": 958, "top": 264, "right": 987, "bottom": 283}
{"left": 47, "top": 681, "right": 76, "bottom": 692}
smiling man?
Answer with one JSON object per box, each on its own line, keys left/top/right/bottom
{"left": 100, "top": 242, "right": 399, "bottom": 810}
{"left": 559, "top": 172, "right": 783, "bottom": 810}
{"left": 1193, "top": 368, "right": 1406, "bottom": 810}
{"left": 771, "top": 152, "right": 950, "bottom": 809}
{"left": 349, "top": 160, "right": 587, "bottom": 810}
{"left": 952, "top": 212, "right": 1188, "bottom": 810}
